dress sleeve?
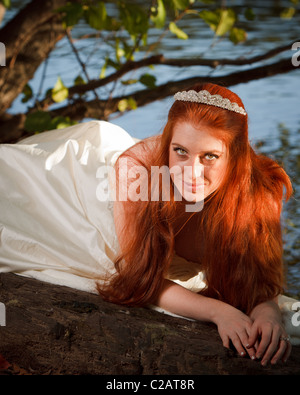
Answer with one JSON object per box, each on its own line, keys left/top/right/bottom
{"left": 165, "top": 253, "right": 206, "bottom": 293}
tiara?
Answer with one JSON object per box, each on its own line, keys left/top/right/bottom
{"left": 174, "top": 89, "right": 247, "bottom": 116}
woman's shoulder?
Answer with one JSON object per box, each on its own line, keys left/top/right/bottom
{"left": 131, "top": 134, "right": 161, "bottom": 152}
{"left": 118, "top": 134, "right": 161, "bottom": 164}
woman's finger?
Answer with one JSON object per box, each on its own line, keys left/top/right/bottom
{"left": 260, "top": 328, "right": 284, "bottom": 366}
{"left": 247, "top": 323, "right": 259, "bottom": 349}
{"left": 230, "top": 334, "right": 247, "bottom": 357}
{"left": 282, "top": 338, "right": 292, "bottom": 363}
{"left": 271, "top": 337, "right": 292, "bottom": 364}
{"left": 220, "top": 334, "right": 230, "bottom": 350}
{"left": 255, "top": 329, "right": 272, "bottom": 362}
{"left": 245, "top": 325, "right": 258, "bottom": 360}
{"left": 230, "top": 328, "right": 255, "bottom": 359}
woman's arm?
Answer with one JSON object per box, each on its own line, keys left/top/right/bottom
{"left": 155, "top": 279, "right": 256, "bottom": 359}
{"left": 247, "top": 299, "right": 292, "bottom": 365}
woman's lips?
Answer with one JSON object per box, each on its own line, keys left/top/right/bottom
{"left": 183, "top": 181, "right": 205, "bottom": 192}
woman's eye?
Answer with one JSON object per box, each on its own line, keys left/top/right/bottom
{"left": 174, "top": 148, "right": 187, "bottom": 156}
{"left": 204, "top": 154, "right": 218, "bottom": 161}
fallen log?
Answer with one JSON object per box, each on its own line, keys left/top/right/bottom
{"left": 0, "top": 272, "right": 299, "bottom": 375}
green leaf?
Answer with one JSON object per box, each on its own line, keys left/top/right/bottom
{"left": 229, "top": 27, "right": 247, "bottom": 44}
{"left": 244, "top": 8, "right": 255, "bottom": 21}
{"left": 0, "top": 0, "right": 11, "bottom": 8}
{"left": 215, "top": 9, "right": 236, "bottom": 36}
{"left": 118, "top": 2, "right": 149, "bottom": 42}
{"left": 115, "top": 39, "right": 125, "bottom": 62}
{"left": 139, "top": 73, "right": 157, "bottom": 88}
{"left": 151, "top": 0, "right": 166, "bottom": 29}
{"left": 57, "top": 3, "right": 83, "bottom": 27}
{"left": 122, "top": 41, "right": 135, "bottom": 61}
{"left": 121, "top": 79, "right": 139, "bottom": 85}
{"left": 199, "top": 9, "right": 236, "bottom": 36}
{"left": 169, "top": 22, "right": 188, "bottom": 40}
{"left": 24, "top": 111, "right": 52, "bottom": 133}
{"left": 50, "top": 116, "right": 77, "bottom": 130}
{"left": 199, "top": 10, "right": 219, "bottom": 28}
{"left": 117, "top": 97, "right": 137, "bottom": 112}
{"left": 107, "top": 58, "right": 120, "bottom": 70}
{"left": 127, "top": 97, "right": 137, "bottom": 110}
{"left": 85, "top": 2, "right": 107, "bottom": 30}
{"left": 51, "top": 77, "right": 69, "bottom": 103}
{"left": 280, "top": 7, "right": 295, "bottom": 19}
{"left": 99, "top": 58, "right": 108, "bottom": 79}
{"left": 171, "top": 0, "right": 192, "bottom": 11}
{"left": 118, "top": 99, "right": 129, "bottom": 112}
{"left": 99, "top": 57, "right": 121, "bottom": 79}
{"left": 74, "top": 75, "right": 85, "bottom": 86}
{"left": 21, "top": 84, "right": 33, "bottom": 103}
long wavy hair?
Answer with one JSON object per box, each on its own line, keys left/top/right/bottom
{"left": 97, "top": 82, "right": 293, "bottom": 314}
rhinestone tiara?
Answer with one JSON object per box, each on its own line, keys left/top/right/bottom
{"left": 174, "top": 89, "right": 247, "bottom": 116}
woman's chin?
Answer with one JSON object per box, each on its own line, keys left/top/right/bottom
{"left": 174, "top": 188, "right": 205, "bottom": 209}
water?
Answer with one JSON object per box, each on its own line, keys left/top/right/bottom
{"left": 3, "top": 0, "right": 300, "bottom": 297}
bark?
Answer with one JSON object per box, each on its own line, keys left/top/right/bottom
{"left": 0, "top": 272, "right": 299, "bottom": 375}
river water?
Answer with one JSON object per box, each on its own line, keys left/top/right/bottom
{"left": 3, "top": 0, "right": 300, "bottom": 297}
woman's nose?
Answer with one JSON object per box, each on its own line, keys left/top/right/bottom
{"left": 184, "top": 157, "right": 204, "bottom": 180}
{"left": 191, "top": 157, "right": 204, "bottom": 179}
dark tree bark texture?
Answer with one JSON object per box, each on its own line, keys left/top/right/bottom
{"left": 0, "top": 272, "right": 299, "bottom": 375}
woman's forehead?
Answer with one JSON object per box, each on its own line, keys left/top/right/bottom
{"left": 171, "top": 121, "right": 226, "bottom": 153}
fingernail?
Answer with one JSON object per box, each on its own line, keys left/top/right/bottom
{"left": 240, "top": 351, "right": 245, "bottom": 356}
{"left": 261, "top": 360, "right": 267, "bottom": 366}
{"left": 251, "top": 355, "right": 256, "bottom": 360}
{"left": 246, "top": 344, "right": 250, "bottom": 348}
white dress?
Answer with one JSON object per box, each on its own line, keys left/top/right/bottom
{"left": 0, "top": 120, "right": 135, "bottom": 293}
{"left": 0, "top": 120, "right": 299, "bottom": 345}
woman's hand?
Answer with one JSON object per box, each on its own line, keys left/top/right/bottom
{"left": 247, "top": 300, "right": 292, "bottom": 366}
{"left": 213, "top": 304, "right": 256, "bottom": 360}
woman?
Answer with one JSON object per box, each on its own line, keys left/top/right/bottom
{"left": 98, "top": 82, "right": 296, "bottom": 366}
{"left": 0, "top": 82, "right": 298, "bottom": 365}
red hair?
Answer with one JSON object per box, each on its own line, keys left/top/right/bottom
{"left": 97, "top": 83, "right": 293, "bottom": 314}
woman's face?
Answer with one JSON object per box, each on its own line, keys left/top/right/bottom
{"left": 168, "top": 121, "right": 228, "bottom": 203}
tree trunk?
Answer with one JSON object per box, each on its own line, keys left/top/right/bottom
{"left": 0, "top": 272, "right": 299, "bottom": 375}
{"left": 0, "top": 0, "right": 77, "bottom": 116}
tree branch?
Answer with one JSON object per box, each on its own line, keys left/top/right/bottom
{"left": 46, "top": 56, "right": 297, "bottom": 121}
{"left": 0, "top": 56, "right": 296, "bottom": 143}
{"left": 1, "top": 273, "right": 299, "bottom": 375}
{"left": 36, "top": 40, "right": 298, "bottom": 110}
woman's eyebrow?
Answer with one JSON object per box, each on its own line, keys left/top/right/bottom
{"left": 171, "top": 142, "right": 223, "bottom": 155}
{"left": 171, "top": 142, "right": 189, "bottom": 151}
